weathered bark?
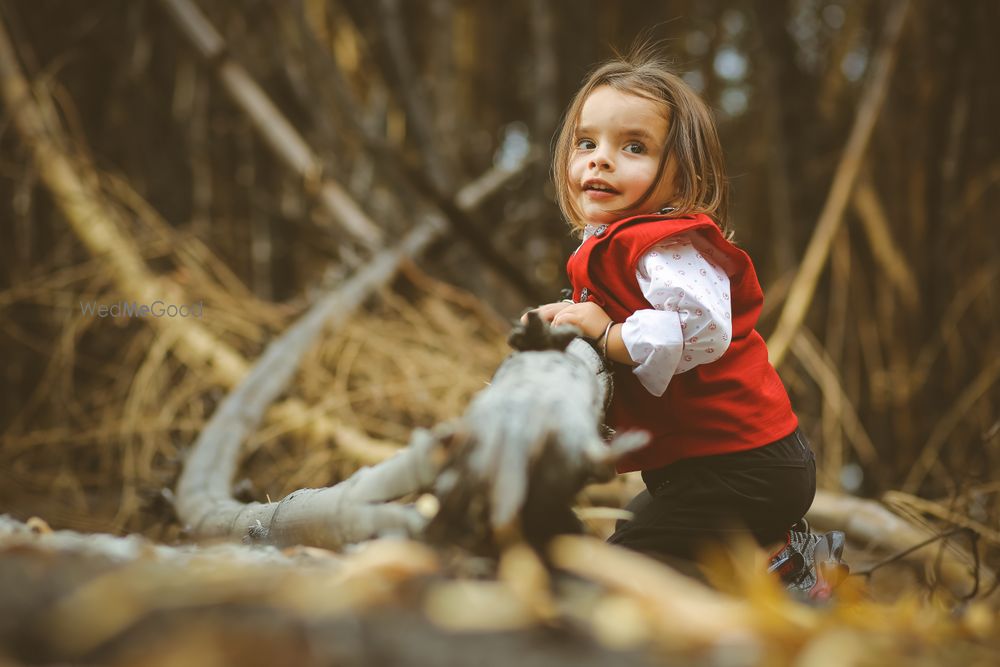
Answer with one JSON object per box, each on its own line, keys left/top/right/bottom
{"left": 428, "top": 316, "right": 647, "bottom": 550}
{"left": 182, "top": 307, "right": 643, "bottom": 550}
{"left": 175, "top": 223, "right": 443, "bottom": 547}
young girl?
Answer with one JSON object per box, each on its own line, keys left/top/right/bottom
{"left": 527, "top": 48, "right": 826, "bottom": 587}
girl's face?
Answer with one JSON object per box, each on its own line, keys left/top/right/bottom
{"left": 568, "top": 85, "right": 676, "bottom": 226}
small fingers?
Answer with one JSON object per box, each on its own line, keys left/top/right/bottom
{"left": 552, "top": 310, "right": 577, "bottom": 327}
{"left": 521, "top": 302, "right": 572, "bottom": 326}
{"left": 536, "top": 307, "right": 557, "bottom": 323}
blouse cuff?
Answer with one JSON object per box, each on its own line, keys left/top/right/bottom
{"left": 620, "top": 309, "right": 685, "bottom": 397}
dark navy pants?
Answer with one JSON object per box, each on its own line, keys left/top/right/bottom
{"left": 608, "top": 428, "right": 816, "bottom": 561}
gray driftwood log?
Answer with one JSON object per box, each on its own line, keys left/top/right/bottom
{"left": 171, "top": 161, "right": 535, "bottom": 548}
{"left": 176, "top": 301, "right": 646, "bottom": 550}
{"left": 428, "top": 315, "right": 647, "bottom": 550}
{"left": 175, "top": 224, "right": 441, "bottom": 548}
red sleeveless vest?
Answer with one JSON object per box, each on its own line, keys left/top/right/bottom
{"left": 566, "top": 212, "right": 797, "bottom": 472}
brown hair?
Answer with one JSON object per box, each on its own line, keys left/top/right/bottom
{"left": 552, "top": 44, "right": 730, "bottom": 235}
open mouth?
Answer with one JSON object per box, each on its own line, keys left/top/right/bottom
{"left": 583, "top": 180, "right": 619, "bottom": 194}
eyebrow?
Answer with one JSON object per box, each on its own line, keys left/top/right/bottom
{"left": 575, "top": 125, "right": 658, "bottom": 142}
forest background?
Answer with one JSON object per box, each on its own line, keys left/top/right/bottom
{"left": 0, "top": 0, "right": 997, "bottom": 591}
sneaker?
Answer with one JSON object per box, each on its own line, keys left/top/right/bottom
{"left": 768, "top": 521, "right": 849, "bottom": 601}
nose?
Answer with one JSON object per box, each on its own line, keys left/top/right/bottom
{"left": 589, "top": 146, "right": 613, "bottom": 171}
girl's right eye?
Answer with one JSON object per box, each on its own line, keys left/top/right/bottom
{"left": 576, "top": 138, "right": 596, "bottom": 150}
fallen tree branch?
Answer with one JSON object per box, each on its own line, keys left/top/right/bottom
{"left": 807, "top": 489, "right": 998, "bottom": 601}
{"left": 428, "top": 315, "right": 647, "bottom": 550}
{"left": 0, "top": 515, "right": 446, "bottom": 663}
{"left": 176, "top": 223, "right": 445, "bottom": 546}
{"left": 882, "top": 491, "right": 1000, "bottom": 546}
{"left": 182, "top": 306, "right": 644, "bottom": 550}
{"left": 178, "top": 293, "right": 649, "bottom": 552}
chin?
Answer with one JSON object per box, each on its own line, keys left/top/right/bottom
{"left": 581, "top": 208, "right": 618, "bottom": 225}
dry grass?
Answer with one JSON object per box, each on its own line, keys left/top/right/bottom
{"left": 0, "top": 197, "right": 509, "bottom": 537}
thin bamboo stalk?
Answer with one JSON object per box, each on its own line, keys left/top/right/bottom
{"left": 767, "top": 0, "right": 911, "bottom": 367}
{"left": 852, "top": 178, "right": 919, "bottom": 310}
{"left": 158, "top": 0, "right": 383, "bottom": 247}
{"left": 903, "top": 355, "right": 1000, "bottom": 493}
{"left": 791, "top": 331, "right": 880, "bottom": 475}
{"left": 821, "top": 228, "right": 852, "bottom": 489}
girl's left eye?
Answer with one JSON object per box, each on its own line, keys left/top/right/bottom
{"left": 624, "top": 142, "right": 645, "bottom": 154}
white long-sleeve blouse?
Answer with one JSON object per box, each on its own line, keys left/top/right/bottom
{"left": 583, "top": 227, "right": 733, "bottom": 397}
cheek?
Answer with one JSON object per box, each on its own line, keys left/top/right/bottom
{"left": 655, "top": 176, "right": 677, "bottom": 203}
{"left": 621, "top": 163, "right": 658, "bottom": 193}
{"left": 657, "top": 160, "right": 679, "bottom": 198}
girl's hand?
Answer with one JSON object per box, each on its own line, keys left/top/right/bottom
{"left": 550, "top": 302, "right": 612, "bottom": 340}
{"left": 520, "top": 301, "right": 572, "bottom": 325}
